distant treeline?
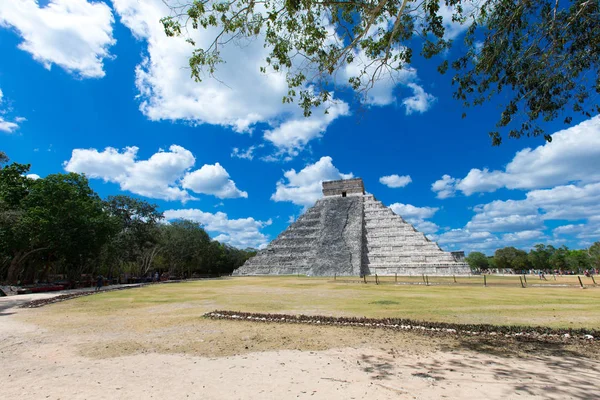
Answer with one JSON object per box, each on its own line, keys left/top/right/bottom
{"left": 466, "top": 244, "right": 600, "bottom": 273}
{"left": 0, "top": 153, "right": 256, "bottom": 285}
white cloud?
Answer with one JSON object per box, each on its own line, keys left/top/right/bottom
{"left": 432, "top": 116, "right": 600, "bottom": 197}
{"left": 501, "top": 230, "right": 545, "bottom": 243}
{"left": 389, "top": 203, "right": 438, "bottom": 220}
{"left": 389, "top": 202, "right": 440, "bottom": 234}
{"left": 271, "top": 156, "right": 353, "bottom": 207}
{"left": 0, "top": 0, "right": 115, "bottom": 78}
{"left": 429, "top": 117, "right": 600, "bottom": 252}
{"left": 231, "top": 145, "right": 262, "bottom": 161}
{"left": 467, "top": 214, "right": 544, "bottom": 233}
{"left": 0, "top": 88, "right": 22, "bottom": 134}
{"left": 412, "top": 220, "right": 440, "bottom": 235}
{"left": 164, "top": 208, "right": 270, "bottom": 249}
{"left": 442, "top": 181, "right": 600, "bottom": 252}
{"left": 379, "top": 174, "right": 412, "bottom": 188}
{"left": 436, "top": 229, "right": 546, "bottom": 255}
{"left": 263, "top": 100, "right": 350, "bottom": 159}
{"left": 338, "top": 47, "right": 429, "bottom": 108}
{"left": 431, "top": 174, "right": 458, "bottom": 199}
{"left": 436, "top": 2, "right": 479, "bottom": 41}
{"left": 0, "top": 119, "right": 19, "bottom": 134}
{"left": 402, "top": 83, "right": 437, "bottom": 115}
{"left": 465, "top": 182, "right": 600, "bottom": 233}
{"left": 25, "top": 173, "right": 41, "bottom": 180}
{"left": 182, "top": 163, "right": 247, "bottom": 199}
{"left": 111, "top": 0, "right": 350, "bottom": 159}
{"left": 63, "top": 145, "right": 247, "bottom": 202}
{"left": 553, "top": 218, "right": 600, "bottom": 241}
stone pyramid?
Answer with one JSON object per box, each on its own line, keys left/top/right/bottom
{"left": 234, "top": 178, "right": 470, "bottom": 276}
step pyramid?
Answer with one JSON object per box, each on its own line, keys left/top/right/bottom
{"left": 234, "top": 178, "right": 470, "bottom": 276}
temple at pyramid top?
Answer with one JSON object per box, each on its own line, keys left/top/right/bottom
{"left": 322, "top": 178, "right": 365, "bottom": 197}
{"left": 234, "top": 178, "right": 470, "bottom": 276}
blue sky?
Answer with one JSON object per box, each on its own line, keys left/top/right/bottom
{"left": 1, "top": 0, "right": 598, "bottom": 253}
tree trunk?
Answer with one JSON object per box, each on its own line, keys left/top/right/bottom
{"left": 6, "top": 248, "right": 49, "bottom": 284}
{"left": 6, "top": 251, "right": 23, "bottom": 284}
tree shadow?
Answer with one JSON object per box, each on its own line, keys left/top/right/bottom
{"left": 405, "top": 339, "right": 600, "bottom": 399}
{"left": 358, "top": 353, "right": 396, "bottom": 380}
{"left": 452, "top": 336, "right": 599, "bottom": 360}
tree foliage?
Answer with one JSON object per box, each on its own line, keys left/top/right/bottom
{"left": 482, "top": 243, "right": 599, "bottom": 273}
{"left": 494, "top": 246, "right": 529, "bottom": 270}
{"left": 0, "top": 159, "right": 256, "bottom": 285}
{"left": 589, "top": 241, "right": 600, "bottom": 269}
{"left": 162, "top": 0, "right": 599, "bottom": 144}
{"left": 527, "top": 244, "right": 555, "bottom": 270}
{"left": 465, "top": 251, "right": 489, "bottom": 271}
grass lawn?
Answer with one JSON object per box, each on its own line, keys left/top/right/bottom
{"left": 18, "top": 276, "right": 598, "bottom": 359}
{"left": 49, "top": 276, "right": 600, "bottom": 329}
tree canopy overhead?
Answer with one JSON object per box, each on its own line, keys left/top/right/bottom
{"left": 162, "top": 0, "right": 599, "bottom": 144}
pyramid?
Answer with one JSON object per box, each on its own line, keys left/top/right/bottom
{"left": 234, "top": 178, "right": 470, "bottom": 276}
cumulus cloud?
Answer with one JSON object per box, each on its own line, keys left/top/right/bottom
{"left": 379, "top": 174, "right": 412, "bottom": 188}
{"left": 431, "top": 174, "right": 457, "bottom": 199}
{"left": 436, "top": 228, "right": 546, "bottom": 254}
{"left": 432, "top": 116, "right": 600, "bottom": 197}
{"left": 440, "top": 181, "right": 600, "bottom": 253}
{"left": 164, "top": 208, "right": 270, "bottom": 249}
{"left": 263, "top": 100, "right": 350, "bottom": 159}
{"left": 553, "top": 218, "right": 600, "bottom": 241}
{"left": 337, "top": 47, "right": 435, "bottom": 110}
{"left": 401, "top": 83, "right": 437, "bottom": 115}
{"left": 63, "top": 145, "right": 247, "bottom": 201}
{"left": 271, "top": 156, "right": 353, "bottom": 207}
{"left": 110, "top": 0, "right": 351, "bottom": 159}
{"left": 429, "top": 117, "right": 600, "bottom": 252}
{"left": 0, "top": 118, "right": 19, "bottom": 134}
{"left": 0, "top": 88, "right": 23, "bottom": 134}
{"left": 182, "top": 163, "right": 247, "bottom": 199}
{"left": 389, "top": 203, "right": 438, "bottom": 220}
{"left": 466, "top": 182, "right": 600, "bottom": 232}
{"left": 0, "top": 0, "right": 115, "bottom": 78}
{"left": 412, "top": 220, "right": 440, "bottom": 235}
{"left": 389, "top": 203, "right": 440, "bottom": 234}
{"left": 25, "top": 173, "right": 41, "bottom": 180}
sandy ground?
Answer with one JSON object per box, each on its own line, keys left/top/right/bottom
{"left": 1, "top": 291, "right": 599, "bottom": 399}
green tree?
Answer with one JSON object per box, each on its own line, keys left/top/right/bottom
{"left": 159, "top": 219, "right": 211, "bottom": 277}
{"left": 549, "top": 245, "right": 569, "bottom": 271}
{"left": 528, "top": 244, "right": 556, "bottom": 271}
{"left": 0, "top": 162, "right": 39, "bottom": 283}
{"left": 494, "top": 247, "right": 530, "bottom": 271}
{"left": 21, "top": 173, "right": 114, "bottom": 282}
{"left": 588, "top": 241, "right": 600, "bottom": 269}
{"left": 465, "top": 251, "right": 489, "bottom": 271}
{"left": 565, "top": 249, "right": 591, "bottom": 273}
{"left": 102, "top": 195, "right": 163, "bottom": 279}
{"left": 162, "top": 0, "right": 600, "bottom": 144}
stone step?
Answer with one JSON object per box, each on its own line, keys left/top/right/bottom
{"left": 271, "top": 238, "right": 319, "bottom": 246}
{"left": 366, "top": 255, "right": 456, "bottom": 262}
{"left": 366, "top": 251, "right": 450, "bottom": 257}
{"left": 366, "top": 262, "right": 470, "bottom": 269}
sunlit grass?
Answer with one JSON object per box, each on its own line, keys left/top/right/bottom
{"left": 61, "top": 276, "right": 600, "bottom": 329}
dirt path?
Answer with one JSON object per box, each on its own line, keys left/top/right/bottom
{"left": 1, "top": 295, "right": 599, "bottom": 400}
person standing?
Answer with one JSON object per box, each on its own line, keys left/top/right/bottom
{"left": 96, "top": 275, "right": 103, "bottom": 291}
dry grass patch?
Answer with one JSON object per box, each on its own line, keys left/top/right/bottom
{"left": 18, "top": 276, "right": 600, "bottom": 360}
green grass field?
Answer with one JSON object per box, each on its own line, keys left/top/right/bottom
{"left": 65, "top": 275, "right": 600, "bottom": 329}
